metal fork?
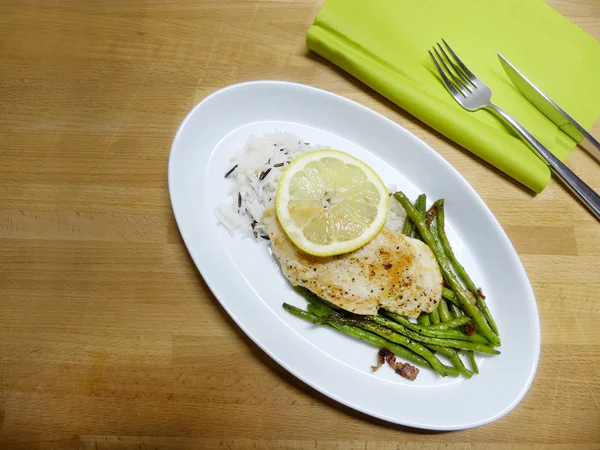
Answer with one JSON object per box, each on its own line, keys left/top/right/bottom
{"left": 430, "top": 39, "right": 600, "bottom": 220}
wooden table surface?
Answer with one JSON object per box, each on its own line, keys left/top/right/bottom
{"left": 1, "top": 1, "right": 599, "bottom": 448}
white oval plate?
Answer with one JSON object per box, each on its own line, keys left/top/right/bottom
{"left": 168, "top": 81, "right": 540, "bottom": 430}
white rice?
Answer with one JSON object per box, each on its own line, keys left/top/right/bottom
{"left": 216, "top": 131, "right": 407, "bottom": 240}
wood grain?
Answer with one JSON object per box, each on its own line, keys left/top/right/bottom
{"left": 1, "top": 0, "right": 599, "bottom": 448}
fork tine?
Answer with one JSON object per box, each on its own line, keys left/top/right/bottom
{"left": 441, "top": 38, "right": 477, "bottom": 87}
{"left": 436, "top": 43, "right": 473, "bottom": 92}
{"left": 429, "top": 50, "right": 462, "bottom": 98}
{"left": 432, "top": 47, "right": 469, "bottom": 96}
{"left": 433, "top": 44, "right": 471, "bottom": 96}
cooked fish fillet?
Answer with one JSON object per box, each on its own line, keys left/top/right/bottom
{"left": 263, "top": 207, "right": 443, "bottom": 317}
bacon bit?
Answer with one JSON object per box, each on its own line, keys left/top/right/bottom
{"left": 395, "top": 363, "right": 419, "bottom": 381}
{"left": 371, "top": 351, "right": 385, "bottom": 372}
{"left": 373, "top": 348, "right": 396, "bottom": 371}
{"left": 376, "top": 348, "right": 396, "bottom": 368}
{"left": 372, "top": 348, "right": 419, "bottom": 380}
{"left": 383, "top": 350, "right": 396, "bottom": 367}
{"left": 464, "top": 322, "right": 475, "bottom": 336}
{"left": 477, "top": 287, "right": 486, "bottom": 300}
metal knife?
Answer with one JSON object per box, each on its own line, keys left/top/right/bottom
{"left": 498, "top": 53, "right": 600, "bottom": 163}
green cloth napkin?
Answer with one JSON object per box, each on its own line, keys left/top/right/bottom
{"left": 306, "top": 0, "right": 600, "bottom": 193}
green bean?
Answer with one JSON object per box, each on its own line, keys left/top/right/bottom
{"left": 430, "top": 234, "right": 459, "bottom": 320}
{"left": 401, "top": 195, "right": 423, "bottom": 238}
{"left": 424, "top": 316, "right": 470, "bottom": 329}
{"left": 427, "top": 344, "right": 473, "bottom": 378}
{"left": 442, "top": 292, "right": 461, "bottom": 309}
{"left": 436, "top": 200, "right": 499, "bottom": 335}
{"left": 442, "top": 287, "right": 456, "bottom": 299}
{"left": 429, "top": 308, "right": 441, "bottom": 324}
{"left": 450, "top": 302, "right": 463, "bottom": 319}
{"left": 430, "top": 225, "right": 445, "bottom": 254}
{"left": 443, "top": 366, "right": 460, "bottom": 377}
{"left": 443, "top": 289, "right": 471, "bottom": 318}
{"left": 416, "top": 194, "right": 427, "bottom": 216}
{"left": 328, "top": 314, "right": 499, "bottom": 355}
{"left": 439, "top": 299, "right": 452, "bottom": 322}
{"left": 393, "top": 192, "right": 500, "bottom": 346}
{"left": 412, "top": 194, "right": 427, "bottom": 240}
{"left": 424, "top": 202, "right": 438, "bottom": 226}
{"left": 283, "top": 303, "right": 319, "bottom": 323}
{"left": 442, "top": 287, "right": 459, "bottom": 305}
{"left": 301, "top": 304, "right": 433, "bottom": 370}
{"left": 301, "top": 295, "right": 334, "bottom": 318}
{"left": 382, "top": 311, "right": 488, "bottom": 343}
{"left": 413, "top": 196, "right": 442, "bottom": 328}
{"left": 296, "top": 287, "right": 340, "bottom": 316}
{"left": 307, "top": 302, "right": 328, "bottom": 316}
{"left": 295, "top": 285, "right": 323, "bottom": 302}
{"left": 417, "top": 313, "right": 431, "bottom": 326}
{"left": 401, "top": 210, "right": 415, "bottom": 236}
{"left": 467, "top": 350, "right": 479, "bottom": 374}
{"left": 307, "top": 303, "right": 331, "bottom": 317}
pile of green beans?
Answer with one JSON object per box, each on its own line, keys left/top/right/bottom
{"left": 393, "top": 192, "right": 500, "bottom": 347}
{"left": 282, "top": 191, "right": 500, "bottom": 379}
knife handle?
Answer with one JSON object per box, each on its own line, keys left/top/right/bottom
{"left": 488, "top": 104, "right": 600, "bottom": 220}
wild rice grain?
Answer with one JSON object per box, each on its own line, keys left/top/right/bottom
{"left": 259, "top": 168, "right": 272, "bottom": 181}
{"left": 224, "top": 164, "right": 238, "bottom": 178}
{"left": 237, "top": 192, "right": 242, "bottom": 208}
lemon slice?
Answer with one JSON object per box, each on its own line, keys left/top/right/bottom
{"left": 275, "top": 149, "right": 389, "bottom": 257}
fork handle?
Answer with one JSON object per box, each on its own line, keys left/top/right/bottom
{"left": 487, "top": 104, "right": 600, "bottom": 220}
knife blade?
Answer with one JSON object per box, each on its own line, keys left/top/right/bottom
{"left": 498, "top": 53, "right": 600, "bottom": 163}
